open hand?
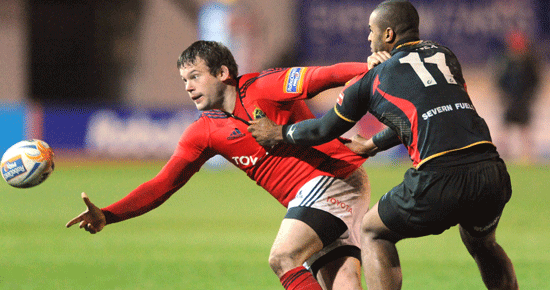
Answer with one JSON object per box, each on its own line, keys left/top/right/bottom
{"left": 66, "top": 192, "right": 106, "bottom": 234}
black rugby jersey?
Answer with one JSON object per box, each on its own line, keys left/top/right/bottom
{"left": 336, "top": 40, "right": 495, "bottom": 168}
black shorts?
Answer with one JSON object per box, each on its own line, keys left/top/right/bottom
{"left": 378, "top": 158, "right": 512, "bottom": 238}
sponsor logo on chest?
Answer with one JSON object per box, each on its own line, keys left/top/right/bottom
{"left": 231, "top": 155, "right": 259, "bottom": 166}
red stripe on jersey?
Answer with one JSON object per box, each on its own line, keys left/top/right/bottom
{"left": 373, "top": 75, "right": 421, "bottom": 166}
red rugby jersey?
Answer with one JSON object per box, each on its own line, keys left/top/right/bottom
{"left": 102, "top": 63, "right": 369, "bottom": 224}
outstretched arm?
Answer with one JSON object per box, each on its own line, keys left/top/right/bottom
{"left": 65, "top": 120, "right": 212, "bottom": 233}
{"left": 65, "top": 152, "right": 207, "bottom": 234}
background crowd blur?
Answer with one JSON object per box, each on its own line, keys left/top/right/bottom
{"left": 1, "top": 0, "right": 549, "bottom": 165}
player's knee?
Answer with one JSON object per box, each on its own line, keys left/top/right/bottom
{"left": 360, "top": 214, "right": 377, "bottom": 240}
{"left": 460, "top": 227, "right": 498, "bottom": 255}
{"left": 316, "top": 257, "right": 362, "bottom": 290}
{"left": 268, "top": 249, "right": 296, "bottom": 277}
{"left": 333, "top": 259, "right": 362, "bottom": 289}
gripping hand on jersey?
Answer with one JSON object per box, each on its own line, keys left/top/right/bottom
{"left": 248, "top": 117, "right": 284, "bottom": 147}
{"left": 345, "top": 134, "right": 380, "bottom": 157}
{"left": 367, "top": 51, "right": 392, "bottom": 70}
{"left": 66, "top": 192, "right": 106, "bottom": 234}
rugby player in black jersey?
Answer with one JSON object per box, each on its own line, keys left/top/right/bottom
{"left": 248, "top": 1, "right": 518, "bottom": 289}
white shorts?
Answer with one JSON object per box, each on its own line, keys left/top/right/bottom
{"left": 286, "top": 167, "right": 370, "bottom": 272}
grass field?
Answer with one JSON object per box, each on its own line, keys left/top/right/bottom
{"left": 1, "top": 159, "right": 548, "bottom": 289}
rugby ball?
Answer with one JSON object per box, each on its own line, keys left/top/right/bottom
{"left": 1, "top": 139, "right": 55, "bottom": 188}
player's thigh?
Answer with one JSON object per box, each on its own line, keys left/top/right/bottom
{"left": 316, "top": 256, "right": 362, "bottom": 290}
{"left": 270, "top": 218, "right": 324, "bottom": 263}
{"left": 460, "top": 159, "right": 512, "bottom": 228}
{"left": 459, "top": 224, "right": 497, "bottom": 254}
{"left": 361, "top": 202, "right": 405, "bottom": 243}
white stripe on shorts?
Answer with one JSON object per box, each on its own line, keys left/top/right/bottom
{"left": 299, "top": 176, "right": 336, "bottom": 207}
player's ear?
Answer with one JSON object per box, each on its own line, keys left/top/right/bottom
{"left": 219, "top": 65, "right": 231, "bottom": 81}
{"left": 384, "top": 27, "right": 395, "bottom": 43}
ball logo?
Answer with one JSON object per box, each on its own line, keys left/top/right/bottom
{"left": 1, "top": 156, "right": 27, "bottom": 181}
{"left": 25, "top": 142, "right": 54, "bottom": 164}
{"left": 25, "top": 142, "right": 54, "bottom": 167}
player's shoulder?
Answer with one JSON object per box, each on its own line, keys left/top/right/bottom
{"left": 237, "top": 69, "right": 286, "bottom": 96}
{"left": 239, "top": 68, "right": 286, "bottom": 86}
{"left": 239, "top": 67, "right": 311, "bottom": 99}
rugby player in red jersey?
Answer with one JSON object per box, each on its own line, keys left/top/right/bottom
{"left": 249, "top": 1, "right": 518, "bottom": 289}
{"left": 67, "top": 40, "right": 390, "bottom": 290}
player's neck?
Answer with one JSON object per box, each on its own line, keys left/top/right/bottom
{"left": 220, "top": 84, "right": 237, "bottom": 113}
{"left": 392, "top": 35, "right": 421, "bottom": 51}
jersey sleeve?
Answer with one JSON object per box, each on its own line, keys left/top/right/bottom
{"left": 372, "top": 126, "right": 402, "bottom": 151}
{"left": 281, "top": 108, "right": 356, "bottom": 146}
{"left": 334, "top": 71, "right": 373, "bottom": 123}
{"left": 101, "top": 119, "right": 215, "bottom": 224}
{"left": 253, "top": 63, "right": 369, "bottom": 102}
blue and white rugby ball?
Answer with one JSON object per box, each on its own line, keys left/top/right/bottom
{"left": 1, "top": 139, "right": 55, "bottom": 188}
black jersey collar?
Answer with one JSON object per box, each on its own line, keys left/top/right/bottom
{"left": 390, "top": 37, "right": 422, "bottom": 55}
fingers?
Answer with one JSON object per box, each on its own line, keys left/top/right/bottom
{"left": 367, "top": 51, "right": 392, "bottom": 69}
{"left": 351, "top": 134, "right": 367, "bottom": 143}
{"left": 79, "top": 220, "right": 98, "bottom": 234}
{"left": 67, "top": 192, "right": 104, "bottom": 234}
{"left": 371, "top": 51, "right": 391, "bottom": 61}
{"left": 247, "top": 120, "right": 258, "bottom": 133}
{"left": 66, "top": 216, "right": 82, "bottom": 228}
{"left": 66, "top": 193, "right": 91, "bottom": 228}
{"left": 81, "top": 192, "right": 94, "bottom": 209}
{"left": 378, "top": 51, "right": 391, "bottom": 59}
{"left": 66, "top": 192, "right": 91, "bottom": 228}
{"left": 247, "top": 118, "right": 269, "bottom": 132}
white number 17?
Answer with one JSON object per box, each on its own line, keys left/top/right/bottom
{"left": 399, "top": 52, "right": 457, "bottom": 87}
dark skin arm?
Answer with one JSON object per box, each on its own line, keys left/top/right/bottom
{"left": 248, "top": 108, "right": 354, "bottom": 147}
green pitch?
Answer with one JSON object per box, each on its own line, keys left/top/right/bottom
{"left": 1, "top": 160, "right": 548, "bottom": 289}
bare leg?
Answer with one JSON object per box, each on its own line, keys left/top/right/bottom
{"left": 269, "top": 218, "right": 324, "bottom": 278}
{"left": 361, "top": 203, "right": 404, "bottom": 290}
{"left": 459, "top": 226, "right": 518, "bottom": 289}
{"left": 316, "top": 256, "right": 363, "bottom": 290}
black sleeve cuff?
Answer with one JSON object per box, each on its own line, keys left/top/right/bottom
{"left": 372, "top": 127, "right": 401, "bottom": 151}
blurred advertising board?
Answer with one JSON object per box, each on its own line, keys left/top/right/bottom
{"left": 34, "top": 105, "right": 405, "bottom": 162}
{"left": 38, "top": 106, "right": 200, "bottom": 159}
{"left": 0, "top": 103, "right": 26, "bottom": 154}
{"left": 298, "top": 0, "right": 546, "bottom": 65}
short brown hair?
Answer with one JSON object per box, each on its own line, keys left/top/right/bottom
{"left": 177, "top": 41, "right": 239, "bottom": 79}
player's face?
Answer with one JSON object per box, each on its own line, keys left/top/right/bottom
{"left": 368, "top": 11, "right": 387, "bottom": 53}
{"left": 179, "top": 57, "right": 227, "bottom": 111}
